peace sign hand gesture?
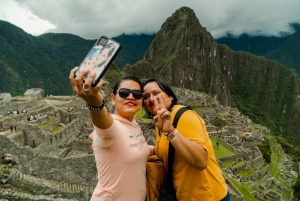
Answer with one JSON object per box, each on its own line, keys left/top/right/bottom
{"left": 152, "top": 94, "right": 173, "bottom": 133}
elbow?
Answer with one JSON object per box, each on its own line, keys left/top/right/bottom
{"left": 195, "top": 148, "right": 208, "bottom": 170}
{"left": 195, "top": 159, "right": 207, "bottom": 171}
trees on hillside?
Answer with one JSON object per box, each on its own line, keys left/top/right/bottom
{"left": 211, "top": 117, "right": 226, "bottom": 138}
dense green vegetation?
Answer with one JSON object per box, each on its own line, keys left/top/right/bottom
{"left": 228, "top": 53, "right": 300, "bottom": 146}
{"left": 211, "top": 117, "right": 226, "bottom": 137}
{"left": 257, "top": 137, "right": 271, "bottom": 163}
{"left": 216, "top": 23, "right": 300, "bottom": 76}
{"left": 294, "top": 178, "right": 300, "bottom": 199}
{"left": 274, "top": 136, "right": 300, "bottom": 162}
{"left": 0, "top": 20, "right": 154, "bottom": 96}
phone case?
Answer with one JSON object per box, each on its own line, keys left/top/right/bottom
{"left": 75, "top": 36, "right": 122, "bottom": 87}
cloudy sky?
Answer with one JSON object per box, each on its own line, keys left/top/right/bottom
{"left": 0, "top": 0, "right": 299, "bottom": 40}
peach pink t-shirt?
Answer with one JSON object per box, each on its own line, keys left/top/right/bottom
{"left": 90, "top": 114, "right": 150, "bottom": 201}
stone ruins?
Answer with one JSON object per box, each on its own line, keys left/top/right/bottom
{"left": 0, "top": 87, "right": 298, "bottom": 201}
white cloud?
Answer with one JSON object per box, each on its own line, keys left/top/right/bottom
{"left": 0, "top": 0, "right": 55, "bottom": 36}
{"left": 1, "top": 0, "right": 300, "bottom": 39}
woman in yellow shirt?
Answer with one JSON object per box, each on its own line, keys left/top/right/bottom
{"left": 143, "top": 78, "right": 230, "bottom": 201}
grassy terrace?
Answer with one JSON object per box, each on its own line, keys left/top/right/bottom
{"left": 211, "top": 137, "right": 259, "bottom": 200}
{"left": 218, "top": 111, "right": 228, "bottom": 115}
{"left": 237, "top": 169, "right": 255, "bottom": 178}
{"left": 50, "top": 125, "right": 63, "bottom": 133}
{"left": 211, "top": 137, "right": 236, "bottom": 161}
{"left": 39, "top": 117, "right": 58, "bottom": 129}
{"left": 227, "top": 176, "right": 259, "bottom": 201}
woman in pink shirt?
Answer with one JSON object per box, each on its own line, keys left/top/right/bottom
{"left": 69, "top": 67, "right": 153, "bottom": 201}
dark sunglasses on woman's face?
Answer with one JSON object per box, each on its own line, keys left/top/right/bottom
{"left": 117, "top": 88, "right": 143, "bottom": 100}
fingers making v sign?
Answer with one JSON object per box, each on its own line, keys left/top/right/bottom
{"left": 152, "top": 93, "right": 173, "bottom": 133}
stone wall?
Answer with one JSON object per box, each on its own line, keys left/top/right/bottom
{"left": 246, "top": 165, "right": 269, "bottom": 181}
{"left": 219, "top": 137, "right": 236, "bottom": 152}
{"left": 0, "top": 105, "right": 56, "bottom": 131}
{"left": 0, "top": 135, "right": 97, "bottom": 185}
{"left": 224, "top": 175, "right": 244, "bottom": 201}
{"left": 37, "top": 118, "right": 83, "bottom": 154}
{"left": 39, "top": 116, "right": 61, "bottom": 132}
{"left": 71, "top": 140, "right": 93, "bottom": 154}
{"left": 0, "top": 165, "right": 93, "bottom": 201}
{"left": 23, "top": 124, "right": 48, "bottom": 148}
{"left": 219, "top": 155, "right": 239, "bottom": 163}
{"left": 6, "top": 132, "right": 25, "bottom": 146}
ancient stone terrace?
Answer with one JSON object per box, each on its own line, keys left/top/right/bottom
{"left": 0, "top": 87, "right": 298, "bottom": 201}
{"left": 0, "top": 90, "right": 97, "bottom": 200}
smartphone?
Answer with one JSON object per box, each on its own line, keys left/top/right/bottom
{"left": 75, "top": 36, "right": 122, "bottom": 87}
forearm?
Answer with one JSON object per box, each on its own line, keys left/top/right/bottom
{"left": 170, "top": 130, "right": 207, "bottom": 170}
{"left": 86, "top": 92, "right": 113, "bottom": 129}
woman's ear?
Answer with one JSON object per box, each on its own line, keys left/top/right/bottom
{"left": 110, "top": 93, "right": 115, "bottom": 103}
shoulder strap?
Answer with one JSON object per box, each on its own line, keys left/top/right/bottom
{"left": 166, "top": 106, "right": 192, "bottom": 193}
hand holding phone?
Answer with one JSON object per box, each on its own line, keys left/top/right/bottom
{"left": 75, "top": 36, "right": 121, "bottom": 87}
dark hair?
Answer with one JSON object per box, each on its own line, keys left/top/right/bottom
{"left": 113, "top": 76, "right": 143, "bottom": 95}
{"left": 97, "top": 43, "right": 115, "bottom": 67}
{"left": 142, "top": 78, "right": 177, "bottom": 117}
{"left": 101, "top": 43, "right": 115, "bottom": 57}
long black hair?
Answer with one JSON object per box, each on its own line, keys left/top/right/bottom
{"left": 142, "top": 78, "right": 177, "bottom": 118}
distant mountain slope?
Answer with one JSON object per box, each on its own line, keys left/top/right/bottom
{"left": 0, "top": 20, "right": 154, "bottom": 96}
{"left": 216, "top": 23, "right": 300, "bottom": 76}
{"left": 123, "top": 7, "right": 300, "bottom": 145}
{"left": 0, "top": 20, "right": 93, "bottom": 96}
{"left": 112, "top": 33, "right": 156, "bottom": 68}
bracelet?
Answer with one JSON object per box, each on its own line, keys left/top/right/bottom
{"left": 163, "top": 126, "right": 174, "bottom": 136}
{"left": 85, "top": 99, "right": 106, "bottom": 111}
{"left": 166, "top": 129, "right": 178, "bottom": 141}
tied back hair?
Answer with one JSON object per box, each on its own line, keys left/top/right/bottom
{"left": 113, "top": 76, "right": 143, "bottom": 95}
{"left": 142, "top": 78, "right": 177, "bottom": 119}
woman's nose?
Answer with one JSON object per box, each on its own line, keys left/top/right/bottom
{"left": 149, "top": 94, "right": 155, "bottom": 101}
{"left": 127, "top": 92, "right": 135, "bottom": 99}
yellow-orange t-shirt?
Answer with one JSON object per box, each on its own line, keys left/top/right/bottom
{"left": 155, "top": 105, "right": 228, "bottom": 201}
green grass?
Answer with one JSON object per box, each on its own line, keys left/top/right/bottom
{"left": 211, "top": 137, "right": 236, "bottom": 160}
{"left": 238, "top": 169, "right": 255, "bottom": 178}
{"left": 282, "top": 190, "right": 292, "bottom": 200}
{"left": 232, "top": 161, "right": 246, "bottom": 169}
{"left": 269, "top": 154, "right": 280, "bottom": 178}
{"left": 219, "top": 111, "right": 228, "bottom": 115}
{"left": 39, "top": 117, "right": 57, "bottom": 128}
{"left": 50, "top": 126, "right": 62, "bottom": 133}
{"left": 227, "top": 176, "right": 259, "bottom": 201}
{"left": 223, "top": 161, "right": 234, "bottom": 168}
{"left": 2, "top": 170, "right": 10, "bottom": 175}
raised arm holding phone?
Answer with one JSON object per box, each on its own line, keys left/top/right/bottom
{"left": 69, "top": 68, "right": 153, "bottom": 201}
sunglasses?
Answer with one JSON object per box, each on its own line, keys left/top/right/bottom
{"left": 117, "top": 88, "right": 143, "bottom": 100}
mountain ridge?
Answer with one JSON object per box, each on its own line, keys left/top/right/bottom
{"left": 123, "top": 7, "right": 300, "bottom": 144}
{"left": 0, "top": 8, "right": 300, "bottom": 144}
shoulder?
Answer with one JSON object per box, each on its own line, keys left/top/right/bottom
{"left": 172, "top": 105, "right": 203, "bottom": 125}
{"left": 171, "top": 105, "right": 195, "bottom": 117}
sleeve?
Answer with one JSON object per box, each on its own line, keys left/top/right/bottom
{"left": 177, "top": 110, "right": 208, "bottom": 151}
{"left": 92, "top": 121, "right": 118, "bottom": 148}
